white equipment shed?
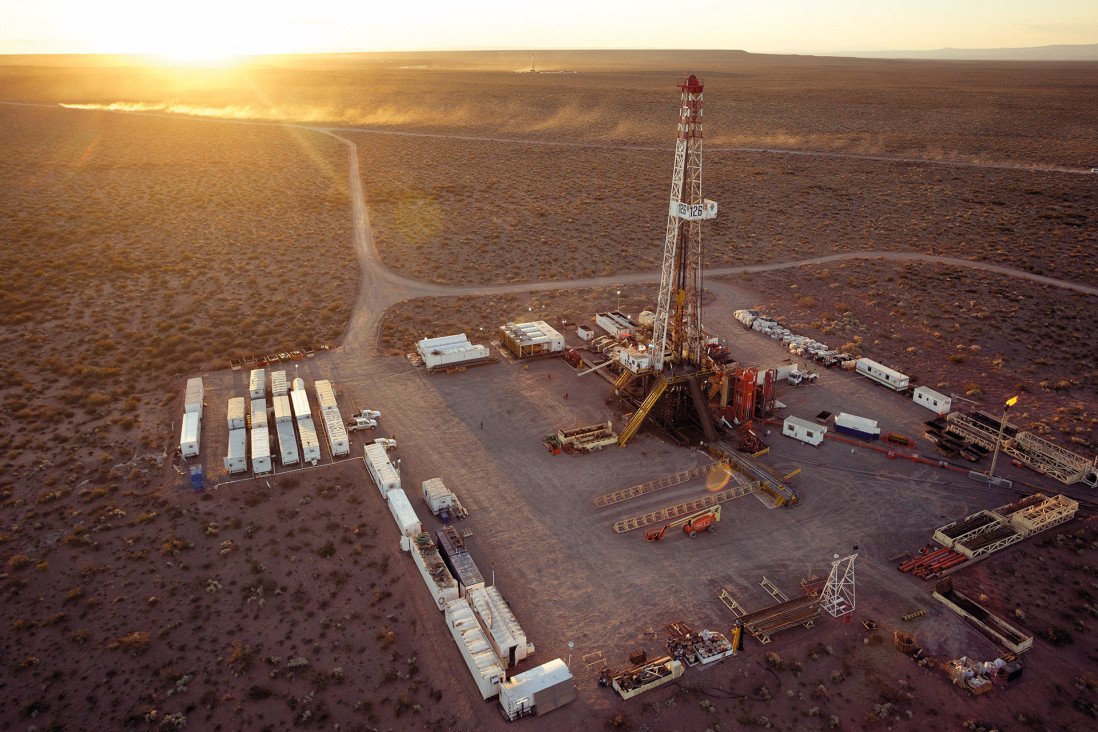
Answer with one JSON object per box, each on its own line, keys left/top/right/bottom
{"left": 783, "top": 415, "right": 826, "bottom": 446}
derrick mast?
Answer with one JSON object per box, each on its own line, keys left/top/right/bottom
{"left": 614, "top": 75, "right": 719, "bottom": 447}
{"left": 650, "top": 74, "right": 717, "bottom": 367}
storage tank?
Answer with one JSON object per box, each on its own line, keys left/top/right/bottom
{"left": 292, "top": 377, "right": 305, "bottom": 392}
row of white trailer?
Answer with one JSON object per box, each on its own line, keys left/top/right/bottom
{"left": 179, "top": 377, "right": 205, "bottom": 458}
{"left": 365, "top": 443, "right": 574, "bottom": 719}
{"left": 223, "top": 371, "right": 349, "bottom": 475}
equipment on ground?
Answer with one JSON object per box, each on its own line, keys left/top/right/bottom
{"left": 644, "top": 505, "right": 721, "bottom": 541}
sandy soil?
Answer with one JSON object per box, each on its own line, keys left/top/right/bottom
{"left": 2, "top": 52, "right": 1097, "bottom": 731}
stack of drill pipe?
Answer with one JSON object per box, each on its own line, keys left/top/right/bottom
{"left": 961, "top": 525, "right": 1018, "bottom": 552}
{"left": 996, "top": 494, "right": 1044, "bottom": 517}
{"left": 738, "top": 596, "right": 821, "bottom": 638}
{"left": 898, "top": 547, "right": 967, "bottom": 578}
{"left": 942, "top": 514, "right": 995, "bottom": 541}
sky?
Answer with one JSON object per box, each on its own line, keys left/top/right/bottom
{"left": 1, "top": 0, "right": 1096, "bottom": 58}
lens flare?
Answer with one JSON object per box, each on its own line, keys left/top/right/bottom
{"left": 706, "top": 464, "right": 733, "bottom": 492}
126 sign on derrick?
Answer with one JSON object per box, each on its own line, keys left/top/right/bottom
{"left": 669, "top": 199, "right": 718, "bottom": 220}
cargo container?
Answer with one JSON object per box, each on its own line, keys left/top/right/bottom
{"left": 499, "top": 658, "right": 576, "bottom": 722}
{"left": 276, "top": 420, "right": 300, "bottom": 466}
{"left": 423, "top": 478, "right": 454, "bottom": 515}
{"left": 184, "top": 377, "right": 204, "bottom": 416}
{"left": 468, "top": 585, "right": 530, "bottom": 668}
{"left": 387, "top": 488, "right": 422, "bottom": 538}
{"left": 273, "top": 394, "right": 293, "bottom": 424}
{"left": 248, "top": 368, "right": 265, "bottom": 400}
{"left": 297, "top": 417, "right": 321, "bottom": 465}
{"left": 251, "top": 423, "right": 271, "bottom": 474}
{"left": 290, "top": 389, "right": 311, "bottom": 422}
{"left": 834, "top": 412, "right": 881, "bottom": 441}
{"left": 409, "top": 532, "right": 460, "bottom": 610}
{"left": 417, "top": 333, "right": 491, "bottom": 370}
{"left": 855, "top": 358, "right": 909, "bottom": 391}
{"left": 913, "top": 386, "right": 951, "bottom": 416}
{"left": 270, "top": 370, "right": 288, "bottom": 397}
{"left": 444, "top": 597, "right": 505, "bottom": 700}
{"left": 321, "top": 410, "right": 349, "bottom": 456}
{"left": 783, "top": 415, "right": 825, "bottom": 446}
{"left": 498, "top": 321, "right": 566, "bottom": 359}
{"left": 224, "top": 428, "right": 247, "bottom": 473}
{"left": 365, "top": 443, "right": 400, "bottom": 496}
{"left": 435, "top": 527, "right": 485, "bottom": 596}
{"left": 314, "top": 380, "right": 338, "bottom": 413}
{"left": 180, "top": 411, "right": 201, "bottom": 457}
{"left": 227, "top": 396, "right": 246, "bottom": 430}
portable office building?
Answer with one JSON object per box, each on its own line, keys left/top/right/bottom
{"left": 226, "top": 397, "right": 246, "bottom": 430}
{"left": 468, "top": 585, "right": 529, "bottom": 668}
{"left": 321, "top": 410, "right": 349, "bottom": 456}
{"left": 180, "top": 411, "right": 201, "bottom": 457}
{"left": 223, "top": 428, "right": 247, "bottom": 473}
{"left": 273, "top": 394, "right": 293, "bottom": 423}
{"left": 270, "top": 370, "right": 288, "bottom": 397}
{"left": 444, "top": 598, "right": 505, "bottom": 700}
{"left": 290, "top": 389, "right": 311, "bottom": 421}
{"left": 387, "top": 488, "right": 422, "bottom": 538}
{"left": 276, "top": 421, "right": 299, "bottom": 465}
{"left": 834, "top": 412, "right": 881, "bottom": 441}
{"left": 251, "top": 424, "right": 271, "bottom": 474}
{"left": 248, "top": 369, "right": 265, "bottom": 400}
{"left": 184, "top": 377, "right": 204, "bottom": 416}
{"left": 365, "top": 444, "right": 400, "bottom": 496}
{"left": 297, "top": 417, "right": 321, "bottom": 465}
{"left": 913, "top": 386, "right": 951, "bottom": 416}
{"left": 314, "top": 380, "right": 338, "bottom": 413}
{"left": 783, "top": 415, "right": 825, "bottom": 446}
{"left": 422, "top": 478, "right": 454, "bottom": 515}
{"left": 498, "top": 658, "right": 576, "bottom": 722}
{"left": 855, "top": 358, "right": 909, "bottom": 391}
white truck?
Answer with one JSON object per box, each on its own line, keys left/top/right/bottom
{"left": 372, "top": 438, "right": 397, "bottom": 450}
{"left": 347, "top": 417, "right": 378, "bottom": 432}
{"left": 351, "top": 409, "right": 381, "bottom": 421}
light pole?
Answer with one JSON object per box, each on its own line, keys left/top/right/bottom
{"left": 988, "top": 395, "right": 1018, "bottom": 480}
{"left": 616, "top": 290, "right": 621, "bottom": 311}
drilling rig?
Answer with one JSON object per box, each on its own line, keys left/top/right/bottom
{"left": 613, "top": 74, "right": 719, "bottom": 447}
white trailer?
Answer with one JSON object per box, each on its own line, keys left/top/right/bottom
{"left": 251, "top": 423, "right": 271, "bottom": 475}
{"left": 184, "top": 377, "right": 204, "bottom": 416}
{"left": 290, "top": 389, "right": 311, "bottom": 422}
{"left": 408, "top": 532, "right": 460, "bottom": 610}
{"left": 913, "top": 386, "right": 951, "bottom": 416}
{"left": 595, "top": 311, "right": 638, "bottom": 339}
{"left": 248, "top": 368, "right": 265, "bottom": 400}
{"left": 226, "top": 396, "right": 246, "bottom": 430}
{"left": 417, "top": 334, "right": 491, "bottom": 370}
{"left": 422, "top": 478, "right": 454, "bottom": 516}
{"left": 250, "top": 398, "right": 267, "bottom": 427}
{"left": 273, "top": 394, "right": 293, "bottom": 424}
{"left": 499, "top": 658, "right": 576, "bottom": 722}
{"left": 387, "top": 488, "right": 422, "bottom": 538}
{"left": 297, "top": 417, "right": 321, "bottom": 465}
{"left": 223, "top": 428, "right": 247, "bottom": 474}
{"left": 783, "top": 415, "right": 826, "bottom": 446}
{"left": 314, "top": 379, "right": 338, "bottom": 413}
{"left": 276, "top": 420, "right": 300, "bottom": 466}
{"left": 468, "top": 585, "right": 530, "bottom": 668}
{"left": 444, "top": 598, "right": 506, "bottom": 700}
{"left": 180, "top": 411, "right": 201, "bottom": 457}
{"left": 834, "top": 412, "right": 881, "bottom": 441}
{"left": 856, "top": 358, "right": 909, "bottom": 391}
{"left": 321, "top": 409, "right": 349, "bottom": 457}
{"left": 365, "top": 443, "right": 400, "bottom": 497}
{"left": 270, "top": 370, "right": 288, "bottom": 397}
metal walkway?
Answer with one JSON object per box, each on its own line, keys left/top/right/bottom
{"left": 611, "top": 481, "right": 760, "bottom": 533}
{"left": 593, "top": 463, "right": 727, "bottom": 509}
